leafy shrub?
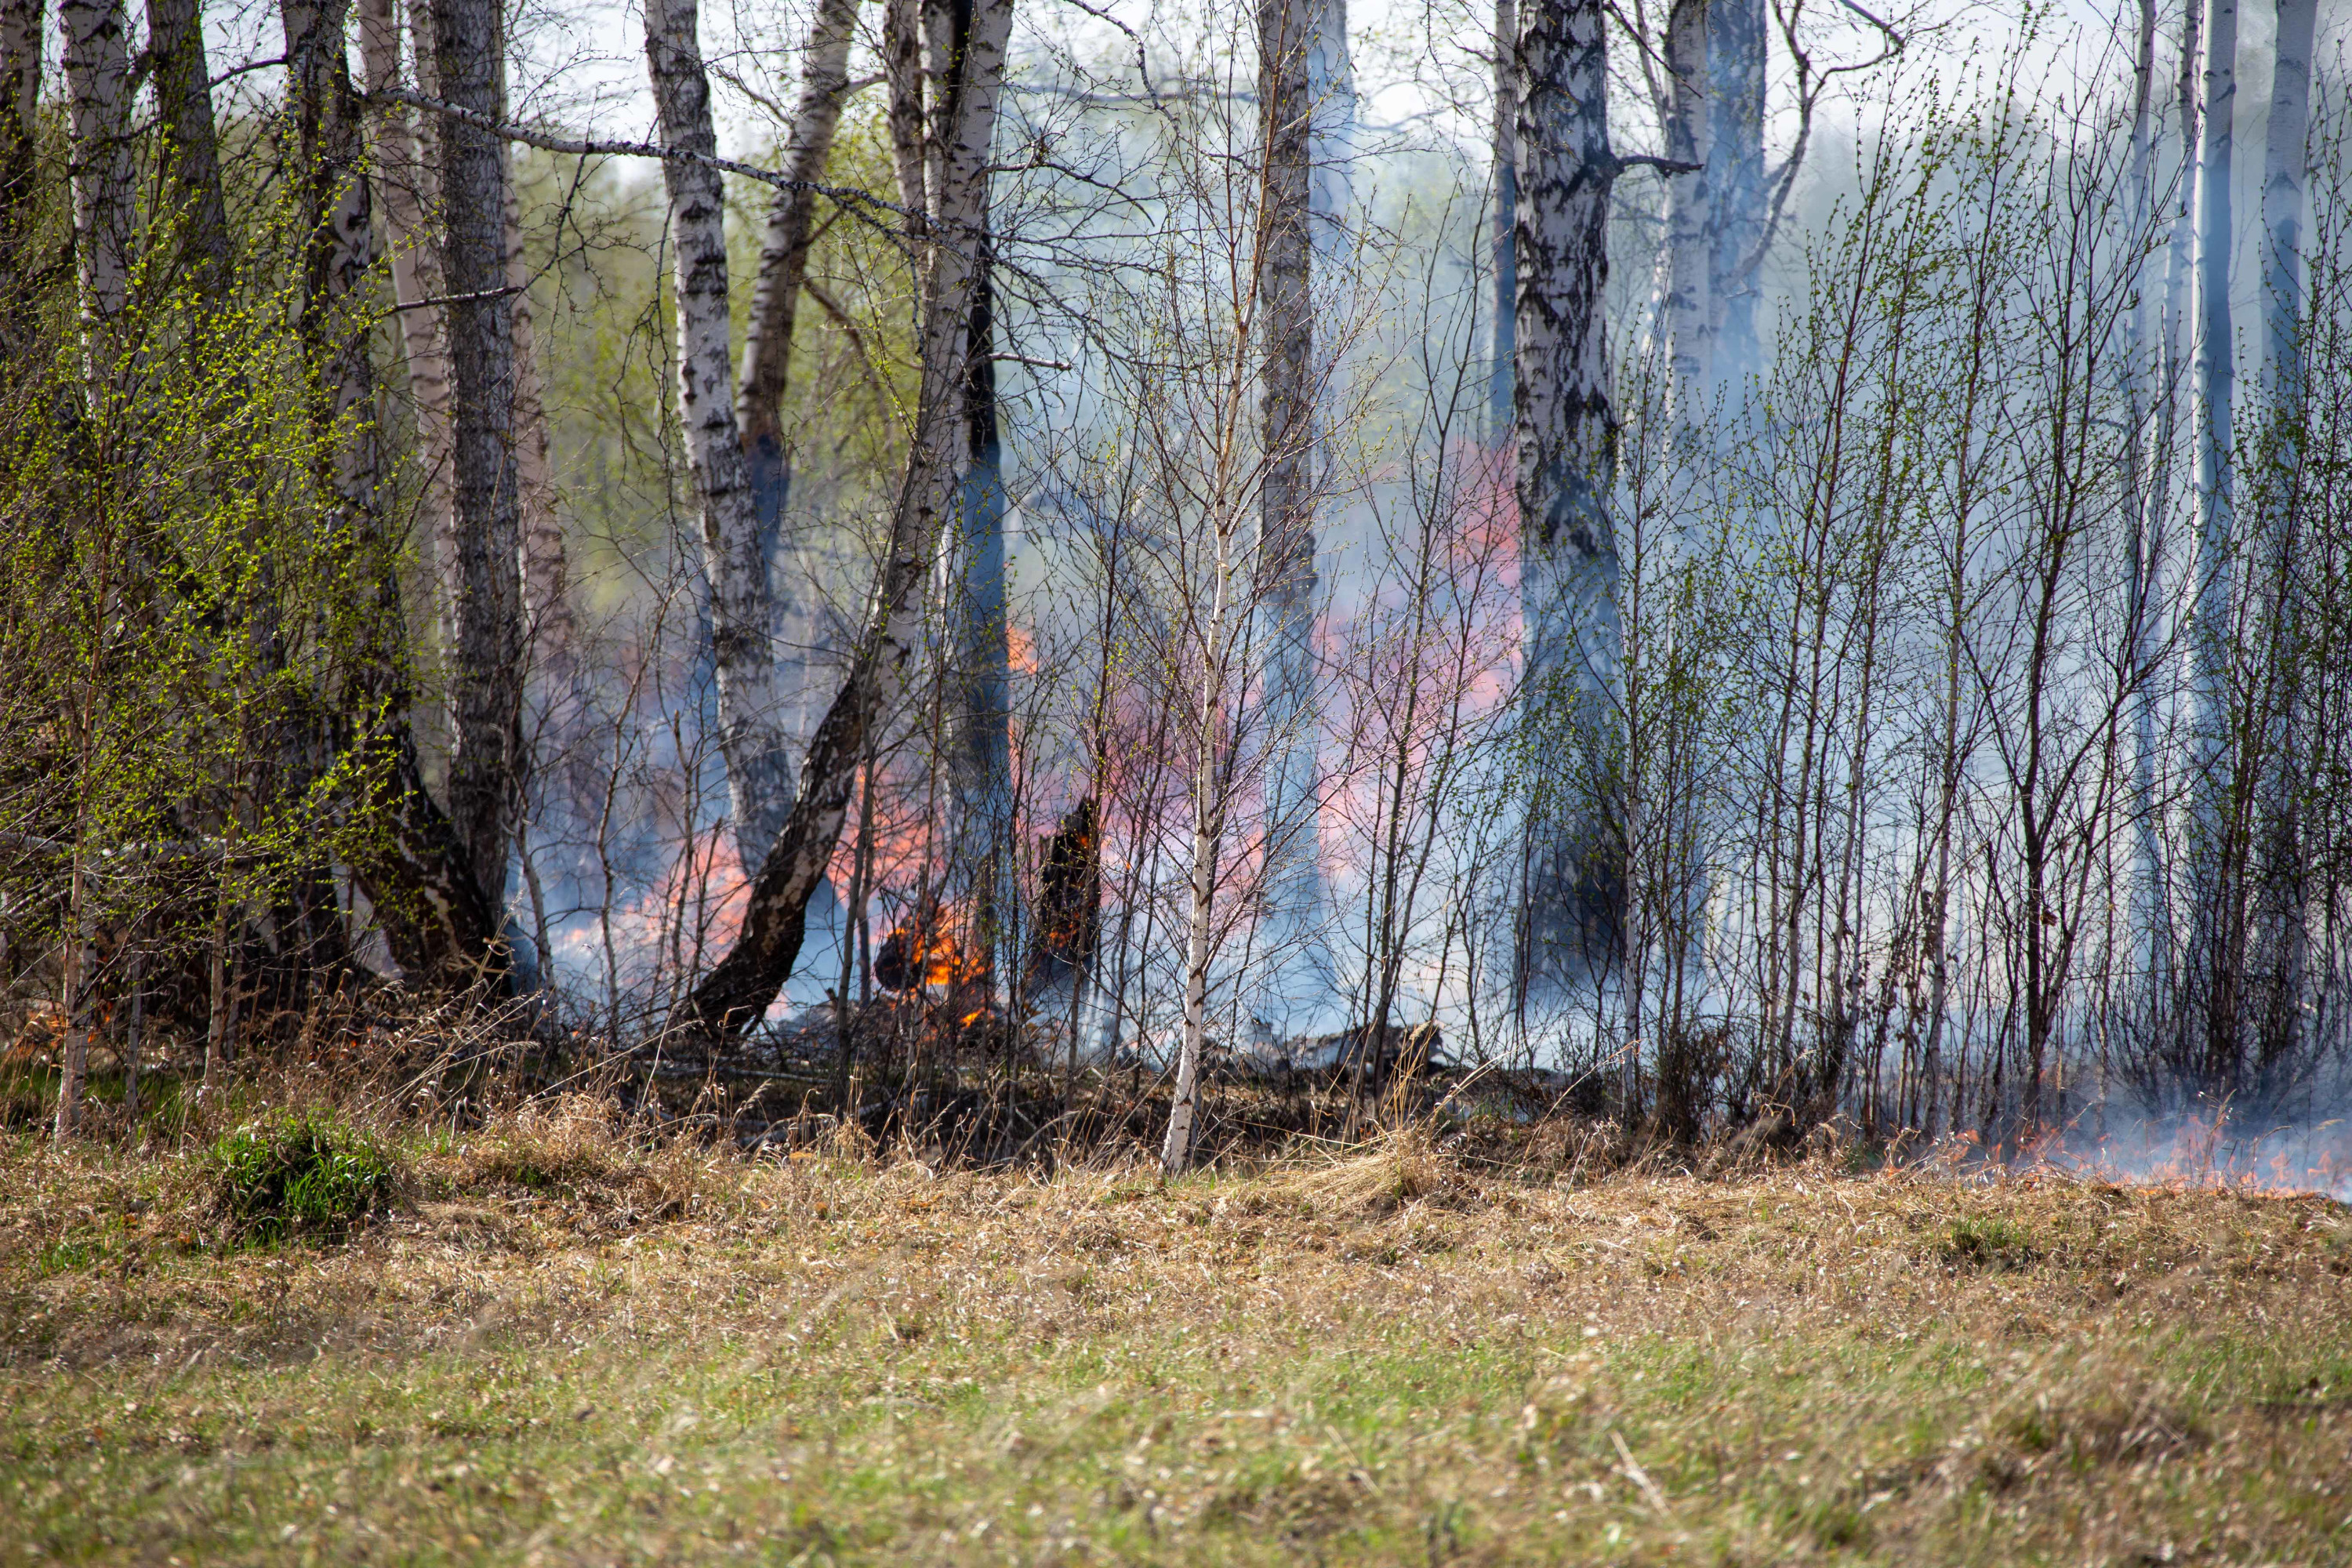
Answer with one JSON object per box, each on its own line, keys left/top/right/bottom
{"left": 1940, "top": 1214, "right": 2038, "bottom": 1269}
{"left": 207, "top": 1111, "right": 398, "bottom": 1244}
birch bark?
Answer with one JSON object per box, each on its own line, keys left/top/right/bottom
{"left": 327, "top": 0, "right": 506, "bottom": 985}
{"left": 2252, "top": 0, "right": 2315, "bottom": 1047}
{"left": 681, "top": 0, "right": 1011, "bottom": 1040}
{"left": 1515, "top": 0, "right": 1622, "bottom": 995}
{"left": 2120, "top": 0, "right": 2164, "bottom": 990}
{"left": 2261, "top": 0, "right": 2314, "bottom": 437}
{"left": 358, "top": 0, "right": 458, "bottom": 570}
{"left": 59, "top": 0, "right": 134, "bottom": 367}
{"left": 1657, "top": 0, "right": 1711, "bottom": 410}
{"left": 644, "top": 0, "right": 798, "bottom": 869}
{"left": 1163, "top": 517, "right": 1239, "bottom": 1176}
{"left": 1490, "top": 0, "right": 1516, "bottom": 444}
{"left": 737, "top": 0, "right": 861, "bottom": 531}
{"left": 2187, "top": 0, "right": 2238, "bottom": 1068}
{"left": 430, "top": 0, "right": 526, "bottom": 905}
{"left": 1704, "top": 0, "right": 1763, "bottom": 383}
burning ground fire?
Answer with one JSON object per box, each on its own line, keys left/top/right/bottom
{"left": 2012, "top": 1109, "right": 2352, "bottom": 1203}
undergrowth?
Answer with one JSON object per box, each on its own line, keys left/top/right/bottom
{"left": 205, "top": 1110, "right": 398, "bottom": 1245}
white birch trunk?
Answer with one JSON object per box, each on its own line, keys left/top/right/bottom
{"left": 2260, "top": 0, "right": 2314, "bottom": 435}
{"left": 1163, "top": 521, "right": 1237, "bottom": 1177}
{"left": 681, "top": 0, "right": 1011, "bottom": 1039}
{"left": 358, "top": 0, "right": 458, "bottom": 615}
{"left": 1658, "top": 0, "right": 1711, "bottom": 412}
{"left": 644, "top": 0, "right": 798, "bottom": 869}
{"left": 2253, "top": 0, "right": 2315, "bottom": 1032}
{"left": 2121, "top": 0, "right": 2165, "bottom": 987}
{"left": 1704, "top": 0, "right": 1763, "bottom": 382}
{"left": 1490, "top": 0, "right": 1516, "bottom": 444}
{"left": 59, "top": 0, "right": 133, "bottom": 370}
{"left": 736, "top": 0, "right": 858, "bottom": 742}
{"left": 738, "top": 0, "right": 861, "bottom": 519}
{"left": 1515, "top": 0, "right": 1621, "bottom": 994}
{"left": 2187, "top": 0, "right": 2236, "bottom": 900}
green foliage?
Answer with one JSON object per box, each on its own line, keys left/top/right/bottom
{"left": 205, "top": 1109, "right": 398, "bottom": 1244}
{"left": 1940, "top": 1214, "right": 2038, "bottom": 1269}
{"left": 0, "top": 198, "right": 401, "bottom": 979}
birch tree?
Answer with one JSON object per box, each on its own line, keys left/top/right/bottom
{"left": 736, "top": 0, "right": 862, "bottom": 534}
{"left": 357, "top": 0, "right": 456, "bottom": 575}
{"left": 645, "top": 0, "right": 798, "bottom": 870}
{"left": 1515, "top": 0, "right": 1624, "bottom": 998}
{"left": 1704, "top": 0, "right": 1764, "bottom": 380}
{"left": 1648, "top": 0, "right": 1711, "bottom": 408}
{"left": 2119, "top": 0, "right": 2164, "bottom": 994}
{"left": 430, "top": 0, "right": 527, "bottom": 908}
{"left": 1490, "top": 0, "right": 1516, "bottom": 442}
{"left": 2185, "top": 0, "right": 2237, "bottom": 1060}
{"left": 680, "top": 0, "right": 1011, "bottom": 1040}
{"left": 2261, "top": 0, "right": 2315, "bottom": 449}
{"left": 60, "top": 0, "right": 133, "bottom": 364}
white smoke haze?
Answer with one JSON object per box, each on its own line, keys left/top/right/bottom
{"left": 73, "top": 0, "right": 2336, "bottom": 1174}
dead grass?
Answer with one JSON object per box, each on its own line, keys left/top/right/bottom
{"left": 2, "top": 1100, "right": 2350, "bottom": 1565}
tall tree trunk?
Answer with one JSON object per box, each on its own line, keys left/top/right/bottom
{"left": 2121, "top": 0, "right": 2165, "bottom": 1012}
{"left": 679, "top": 0, "right": 1012, "bottom": 1042}
{"left": 1515, "top": 0, "right": 1621, "bottom": 998}
{"left": 1306, "top": 0, "right": 1353, "bottom": 256}
{"left": 913, "top": 0, "right": 1013, "bottom": 995}
{"left": 299, "top": 0, "right": 504, "bottom": 987}
{"left": 1163, "top": 519, "right": 1239, "bottom": 1177}
{"left": 60, "top": 0, "right": 134, "bottom": 369}
{"left": 2260, "top": 0, "right": 2314, "bottom": 452}
{"left": 0, "top": 0, "right": 39, "bottom": 344}
{"left": 510, "top": 180, "right": 571, "bottom": 684}
{"left": 147, "top": 0, "right": 233, "bottom": 295}
{"left": 2187, "top": 0, "right": 2238, "bottom": 1083}
{"left": 499, "top": 68, "right": 571, "bottom": 691}
{"left": 430, "top": 0, "right": 526, "bottom": 906}
{"left": 644, "top": 0, "right": 797, "bottom": 872}
{"left": 733, "top": 0, "right": 857, "bottom": 753}
{"left": 1657, "top": 0, "right": 1711, "bottom": 409}
{"left": 736, "top": 0, "right": 861, "bottom": 538}
{"left": 1490, "top": 0, "right": 1516, "bottom": 445}
{"left": 357, "top": 0, "right": 458, "bottom": 579}
{"left": 1704, "top": 0, "right": 1763, "bottom": 383}
{"left": 2252, "top": 0, "right": 2315, "bottom": 1068}
{"left": 1255, "top": 0, "right": 1330, "bottom": 1025}
{"left": 949, "top": 216, "right": 1013, "bottom": 991}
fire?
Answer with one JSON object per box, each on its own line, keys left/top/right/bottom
{"left": 875, "top": 903, "right": 989, "bottom": 993}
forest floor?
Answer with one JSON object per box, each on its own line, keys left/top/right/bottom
{"left": 3, "top": 1095, "right": 2350, "bottom": 1566}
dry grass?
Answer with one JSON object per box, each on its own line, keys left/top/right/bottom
{"left": 3, "top": 1100, "right": 2349, "bottom": 1565}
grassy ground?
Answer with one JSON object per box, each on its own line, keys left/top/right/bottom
{"left": 4, "top": 1098, "right": 2350, "bottom": 1565}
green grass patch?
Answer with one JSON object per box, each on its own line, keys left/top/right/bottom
{"left": 205, "top": 1109, "right": 398, "bottom": 1245}
{"left": 1938, "top": 1212, "right": 2038, "bottom": 1268}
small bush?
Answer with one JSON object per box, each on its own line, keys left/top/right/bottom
{"left": 1940, "top": 1214, "right": 2038, "bottom": 1269}
{"left": 207, "top": 1111, "right": 398, "bottom": 1244}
